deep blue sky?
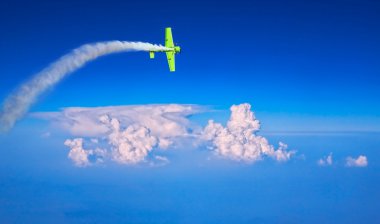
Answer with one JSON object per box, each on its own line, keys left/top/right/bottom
{"left": 0, "top": 0, "right": 380, "bottom": 223}
{"left": 1, "top": 0, "right": 379, "bottom": 124}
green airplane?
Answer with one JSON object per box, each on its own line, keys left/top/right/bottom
{"left": 149, "top": 27, "right": 181, "bottom": 72}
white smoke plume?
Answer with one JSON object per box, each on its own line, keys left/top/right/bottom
{"left": 0, "top": 41, "right": 168, "bottom": 132}
{"left": 203, "top": 103, "right": 295, "bottom": 163}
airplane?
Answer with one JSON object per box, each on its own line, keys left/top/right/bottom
{"left": 149, "top": 27, "right": 181, "bottom": 72}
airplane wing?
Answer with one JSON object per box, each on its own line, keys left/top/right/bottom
{"left": 166, "top": 51, "right": 175, "bottom": 72}
{"left": 165, "top": 27, "right": 174, "bottom": 48}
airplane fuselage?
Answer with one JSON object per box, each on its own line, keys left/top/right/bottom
{"left": 153, "top": 46, "right": 181, "bottom": 53}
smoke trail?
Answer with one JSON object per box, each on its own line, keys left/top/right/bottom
{"left": 0, "top": 41, "right": 169, "bottom": 132}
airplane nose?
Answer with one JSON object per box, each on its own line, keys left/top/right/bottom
{"left": 174, "top": 46, "right": 181, "bottom": 53}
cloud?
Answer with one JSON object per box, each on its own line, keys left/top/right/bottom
{"left": 33, "top": 104, "right": 202, "bottom": 138}
{"left": 100, "top": 115, "right": 159, "bottom": 164}
{"left": 63, "top": 116, "right": 162, "bottom": 166}
{"left": 346, "top": 155, "right": 368, "bottom": 167}
{"left": 150, "top": 156, "right": 170, "bottom": 167}
{"left": 36, "top": 104, "right": 202, "bottom": 166}
{"left": 202, "top": 103, "right": 295, "bottom": 163}
{"left": 64, "top": 138, "right": 106, "bottom": 167}
{"left": 35, "top": 103, "right": 296, "bottom": 166}
{"left": 317, "top": 153, "right": 333, "bottom": 166}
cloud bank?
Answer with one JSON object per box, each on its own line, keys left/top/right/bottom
{"left": 37, "top": 104, "right": 202, "bottom": 166}
{"left": 34, "top": 103, "right": 371, "bottom": 168}
{"left": 0, "top": 41, "right": 168, "bottom": 132}
{"left": 35, "top": 103, "right": 296, "bottom": 166}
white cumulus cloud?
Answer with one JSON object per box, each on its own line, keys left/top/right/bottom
{"left": 35, "top": 103, "right": 298, "bottom": 166}
{"left": 36, "top": 104, "right": 202, "bottom": 166}
{"left": 202, "top": 103, "right": 295, "bottom": 163}
{"left": 317, "top": 153, "right": 333, "bottom": 166}
{"left": 64, "top": 138, "right": 106, "bottom": 167}
{"left": 346, "top": 155, "right": 368, "bottom": 167}
{"left": 100, "top": 115, "right": 159, "bottom": 164}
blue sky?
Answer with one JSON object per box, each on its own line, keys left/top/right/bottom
{"left": 0, "top": 0, "right": 380, "bottom": 223}
{"left": 1, "top": 0, "right": 379, "bottom": 120}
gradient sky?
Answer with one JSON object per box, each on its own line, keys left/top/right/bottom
{"left": 1, "top": 0, "right": 379, "bottom": 126}
{"left": 0, "top": 0, "right": 379, "bottom": 223}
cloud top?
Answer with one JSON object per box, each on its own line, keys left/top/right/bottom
{"left": 34, "top": 104, "right": 202, "bottom": 137}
